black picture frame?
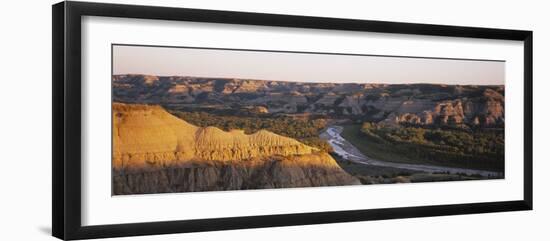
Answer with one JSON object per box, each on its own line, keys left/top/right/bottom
{"left": 52, "top": 1, "right": 533, "bottom": 240}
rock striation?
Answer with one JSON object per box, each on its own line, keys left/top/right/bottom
{"left": 380, "top": 88, "right": 505, "bottom": 126}
{"left": 113, "top": 75, "right": 505, "bottom": 127}
{"left": 112, "top": 103, "right": 360, "bottom": 194}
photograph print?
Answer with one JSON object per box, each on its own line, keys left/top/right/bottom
{"left": 111, "top": 44, "right": 505, "bottom": 195}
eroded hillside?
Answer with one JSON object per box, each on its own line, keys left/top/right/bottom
{"left": 113, "top": 75, "right": 504, "bottom": 127}
{"left": 112, "top": 103, "right": 360, "bottom": 194}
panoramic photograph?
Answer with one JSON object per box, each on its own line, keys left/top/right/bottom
{"left": 111, "top": 44, "right": 505, "bottom": 195}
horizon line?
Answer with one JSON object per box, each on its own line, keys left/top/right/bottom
{"left": 112, "top": 73, "right": 505, "bottom": 86}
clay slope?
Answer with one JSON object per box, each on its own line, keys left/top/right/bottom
{"left": 112, "top": 103, "right": 360, "bottom": 194}
{"left": 113, "top": 75, "right": 505, "bottom": 127}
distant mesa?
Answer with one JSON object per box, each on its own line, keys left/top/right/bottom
{"left": 113, "top": 74, "right": 505, "bottom": 127}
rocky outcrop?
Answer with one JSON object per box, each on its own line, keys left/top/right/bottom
{"left": 112, "top": 103, "right": 360, "bottom": 194}
{"left": 384, "top": 100, "right": 466, "bottom": 126}
{"left": 113, "top": 75, "right": 504, "bottom": 127}
{"left": 113, "top": 153, "right": 360, "bottom": 194}
{"left": 113, "top": 103, "right": 317, "bottom": 168}
{"left": 382, "top": 89, "right": 505, "bottom": 126}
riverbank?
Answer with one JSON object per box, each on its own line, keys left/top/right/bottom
{"left": 333, "top": 154, "right": 482, "bottom": 184}
{"left": 340, "top": 124, "right": 504, "bottom": 174}
{"left": 320, "top": 125, "right": 503, "bottom": 179}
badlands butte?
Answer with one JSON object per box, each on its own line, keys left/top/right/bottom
{"left": 112, "top": 74, "right": 505, "bottom": 194}
{"left": 112, "top": 103, "right": 360, "bottom": 194}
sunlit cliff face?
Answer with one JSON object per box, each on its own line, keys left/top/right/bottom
{"left": 112, "top": 103, "right": 338, "bottom": 169}
{"left": 111, "top": 103, "right": 360, "bottom": 194}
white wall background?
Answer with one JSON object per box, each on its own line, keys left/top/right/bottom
{"left": 0, "top": 0, "right": 547, "bottom": 240}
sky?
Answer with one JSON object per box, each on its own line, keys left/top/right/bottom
{"left": 113, "top": 45, "right": 504, "bottom": 85}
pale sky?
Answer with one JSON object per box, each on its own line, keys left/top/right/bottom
{"left": 113, "top": 45, "right": 504, "bottom": 85}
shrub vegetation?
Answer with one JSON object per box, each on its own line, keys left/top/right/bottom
{"left": 354, "top": 122, "right": 504, "bottom": 171}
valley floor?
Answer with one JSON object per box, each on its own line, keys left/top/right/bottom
{"left": 321, "top": 125, "right": 503, "bottom": 184}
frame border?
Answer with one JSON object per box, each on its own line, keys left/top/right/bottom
{"left": 111, "top": 43, "right": 507, "bottom": 62}
{"left": 52, "top": 1, "right": 533, "bottom": 240}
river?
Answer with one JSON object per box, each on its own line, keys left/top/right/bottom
{"left": 320, "top": 126, "right": 502, "bottom": 177}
